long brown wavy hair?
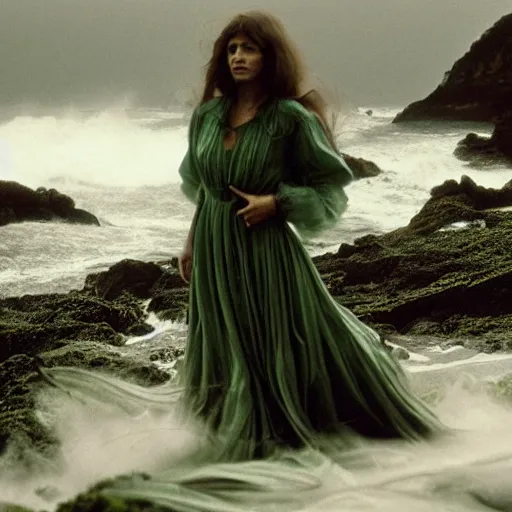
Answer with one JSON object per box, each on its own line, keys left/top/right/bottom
{"left": 200, "top": 11, "right": 336, "bottom": 147}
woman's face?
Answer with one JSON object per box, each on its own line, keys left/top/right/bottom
{"left": 226, "top": 32, "right": 264, "bottom": 84}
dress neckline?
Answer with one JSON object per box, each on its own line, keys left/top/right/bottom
{"left": 219, "top": 97, "right": 274, "bottom": 151}
{"left": 219, "top": 97, "right": 273, "bottom": 127}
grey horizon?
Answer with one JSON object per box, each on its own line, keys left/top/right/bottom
{"left": 1, "top": 0, "right": 511, "bottom": 109}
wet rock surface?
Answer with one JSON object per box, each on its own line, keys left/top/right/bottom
{"left": 455, "top": 114, "right": 512, "bottom": 167}
{"left": 315, "top": 176, "right": 512, "bottom": 349}
{"left": 341, "top": 153, "right": 384, "bottom": 179}
{"left": 3, "top": 178, "right": 512, "bottom": 509}
{"left": 0, "top": 259, "right": 187, "bottom": 460}
{"left": 0, "top": 342, "right": 172, "bottom": 466}
{"left": 0, "top": 181, "right": 100, "bottom": 227}
{"left": 83, "top": 259, "right": 164, "bottom": 301}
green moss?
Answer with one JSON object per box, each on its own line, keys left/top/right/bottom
{"left": 0, "top": 322, "right": 122, "bottom": 362}
{"left": 0, "top": 342, "right": 170, "bottom": 462}
{"left": 0, "top": 291, "right": 155, "bottom": 362}
{"left": 323, "top": 208, "right": 512, "bottom": 339}
{"left": 0, "top": 505, "right": 39, "bottom": 512}
{"left": 56, "top": 475, "right": 171, "bottom": 512}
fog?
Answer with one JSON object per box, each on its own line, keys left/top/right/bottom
{"left": 0, "top": 0, "right": 510, "bottom": 108}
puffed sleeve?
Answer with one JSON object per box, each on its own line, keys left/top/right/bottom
{"left": 178, "top": 107, "right": 205, "bottom": 206}
{"left": 275, "top": 102, "right": 353, "bottom": 238}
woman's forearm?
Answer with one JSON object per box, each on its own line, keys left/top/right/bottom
{"left": 185, "top": 204, "right": 201, "bottom": 249}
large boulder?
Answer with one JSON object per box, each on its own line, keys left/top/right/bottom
{"left": 393, "top": 14, "right": 512, "bottom": 123}
{"left": 455, "top": 113, "right": 512, "bottom": 166}
{"left": 83, "top": 260, "right": 163, "bottom": 301}
{"left": 492, "top": 113, "right": 512, "bottom": 159}
{"left": 147, "top": 269, "right": 189, "bottom": 322}
{"left": 0, "top": 181, "right": 99, "bottom": 227}
{"left": 341, "top": 153, "right": 383, "bottom": 179}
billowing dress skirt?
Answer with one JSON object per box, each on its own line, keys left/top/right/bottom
{"left": 177, "top": 98, "right": 441, "bottom": 461}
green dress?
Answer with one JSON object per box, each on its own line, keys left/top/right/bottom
{"left": 37, "top": 98, "right": 445, "bottom": 511}
{"left": 177, "top": 97, "right": 440, "bottom": 461}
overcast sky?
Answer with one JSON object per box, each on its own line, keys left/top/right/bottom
{"left": 1, "top": 0, "right": 510, "bottom": 108}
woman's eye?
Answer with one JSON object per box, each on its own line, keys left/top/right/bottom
{"left": 227, "top": 42, "right": 259, "bottom": 55}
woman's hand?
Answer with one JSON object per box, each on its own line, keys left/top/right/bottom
{"left": 229, "top": 185, "right": 277, "bottom": 228}
{"left": 179, "top": 243, "right": 193, "bottom": 284}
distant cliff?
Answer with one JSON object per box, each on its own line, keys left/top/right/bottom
{"left": 394, "top": 13, "right": 512, "bottom": 123}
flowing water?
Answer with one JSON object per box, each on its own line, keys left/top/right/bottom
{"left": 1, "top": 103, "right": 510, "bottom": 298}
{"left": 2, "top": 104, "right": 512, "bottom": 510}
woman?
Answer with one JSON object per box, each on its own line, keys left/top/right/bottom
{"left": 175, "top": 10, "right": 441, "bottom": 462}
{"left": 32, "top": 11, "right": 455, "bottom": 511}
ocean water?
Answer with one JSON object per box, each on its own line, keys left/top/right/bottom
{"left": 3, "top": 338, "right": 512, "bottom": 511}
{"left": 1, "top": 103, "right": 511, "bottom": 298}
{"left": 3, "top": 104, "right": 512, "bottom": 510}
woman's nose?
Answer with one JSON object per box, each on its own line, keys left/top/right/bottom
{"left": 233, "top": 49, "right": 245, "bottom": 61}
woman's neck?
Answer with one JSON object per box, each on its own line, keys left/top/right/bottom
{"left": 235, "top": 82, "right": 266, "bottom": 110}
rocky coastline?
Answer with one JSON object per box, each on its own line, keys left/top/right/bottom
{"left": 393, "top": 13, "right": 512, "bottom": 124}
{"left": 2, "top": 175, "right": 512, "bottom": 510}
{"left": 391, "top": 13, "right": 512, "bottom": 168}
{"left": 2, "top": 12, "right": 512, "bottom": 508}
{"left": 3, "top": 175, "right": 512, "bottom": 483}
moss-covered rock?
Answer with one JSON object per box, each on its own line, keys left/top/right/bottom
{"left": 0, "top": 257, "right": 186, "bottom": 463}
{"left": 38, "top": 342, "right": 170, "bottom": 386}
{"left": 0, "top": 354, "right": 57, "bottom": 459}
{"left": 56, "top": 474, "right": 171, "bottom": 512}
{"left": 0, "top": 341, "right": 170, "bottom": 461}
{"left": 147, "top": 290, "right": 188, "bottom": 323}
{"left": 146, "top": 270, "right": 189, "bottom": 322}
{"left": 0, "top": 292, "right": 150, "bottom": 362}
{"left": 314, "top": 176, "right": 512, "bottom": 348}
{"left": 0, "top": 322, "right": 123, "bottom": 362}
